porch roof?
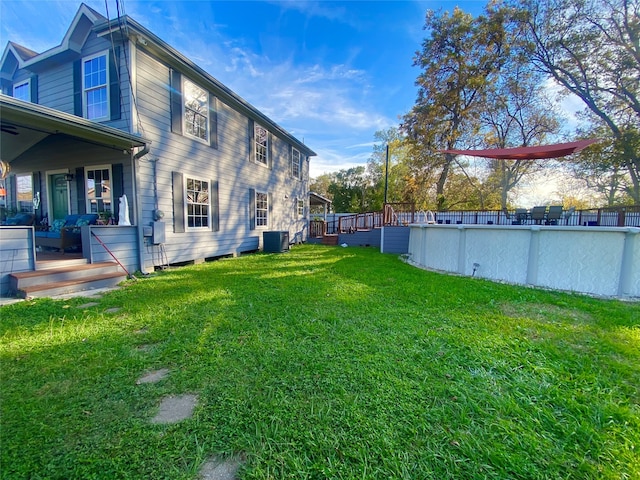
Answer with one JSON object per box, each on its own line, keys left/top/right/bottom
{"left": 1, "top": 95, "right": 149, "bottom": 163}
{"left": 309, "top": 191, "right": 332, "bottom": 207}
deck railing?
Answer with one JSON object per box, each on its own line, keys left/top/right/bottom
{"left": 309, "top": 205, "right": 639, "bottom": 238}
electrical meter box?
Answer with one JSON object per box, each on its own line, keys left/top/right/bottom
{"left": 152, "top": 221, "right": 166, "bottom": 244}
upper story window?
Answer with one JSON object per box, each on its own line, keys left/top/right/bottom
{"left": 255, "top": 124, "right": 269, "bottom": 165}
{"left": 82, "top": 52, "right": 109, "bottom": 120}
{"left": 291, "top": 147, "right": 301, "bottom": 179}
{"left": 13, "top": 80, "right": 30, "bottom": 102}
{"left": 186, "top": 176, "right": 210, "bottom": 229}
{"left": 183, "top": 79, "right": 209, "bottom": 143}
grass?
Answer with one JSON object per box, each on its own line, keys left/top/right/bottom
{"left": 1, "top": 244, "right": 639, "bottom": 479}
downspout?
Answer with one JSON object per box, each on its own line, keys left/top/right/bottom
{"left": 132, "top": 143, "right": 150, "bottom": 274}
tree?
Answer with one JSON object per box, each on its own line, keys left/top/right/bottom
{"left": 309, "top": 173, "right": 333, "bottom": 199}
{"left": 516, "top": 0, "right": 640, "bottom": 201}
{"left": 402, "top": 6, "right": 509, "bottom": 210}
{"left": 570, "top": 128, "right": 637, "bottom": 204}
{"left": 366, "top": 128, "right": 412, "bottom": 210}
{"left": 318, "top": 166, "right": 372, "bottom": 213}
{"left": 480, "top": 49, "right": 561, "bottom": 208}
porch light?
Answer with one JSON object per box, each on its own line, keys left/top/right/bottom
{"left": 64, "top": 173, "right": 74, "bottom": 182}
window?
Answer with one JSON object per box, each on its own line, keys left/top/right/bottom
{"left": 291, "top": 148, "right": 301, "bottom": 179}
{"left": 297, "top": 199, "right": 304, "bottom": 217}
{"left": 255, "top": 124, "right": 269, "bottom": 165}
{"left": 13, "top": 80, "right": 30, "bottom": 102}
{"left": 256, "top": 191, "right": 268, "bottom": 227}
{"left": 16, "top": 174, "right": 33, "bottom": 212}
{"left": 86, "top": 166, "right": 112, "bottom": 215}
{"left": 183, "top": 79, "right": 209, "bottom": 142}
{"left": 186, "top": 176, "right": 210, "bottom": 229}
{"left": 83, "top": 52, "right": 109, "bottom": 120}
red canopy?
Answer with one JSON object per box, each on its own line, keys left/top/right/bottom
{"left": 440, "top": 139, "right": 599, "bottom": 160}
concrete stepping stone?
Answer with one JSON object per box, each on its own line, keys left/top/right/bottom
{"left": 150, "top": 394, "right": 198, "bottom": 424}
{"left": 77, "top": 302, "right": 99, "bottom": 309}
{"left": 136, "top": 368, "right": 169, "bottom": 385}
{"left": 199, "top": 455, "right": 243, "bottom": 480}
{"left": 105, "top": 307, "right": 121, "bottom": 313}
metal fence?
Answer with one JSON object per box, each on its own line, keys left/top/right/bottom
{"left": 309, "top": 205, "right": 639, "bottom": 238}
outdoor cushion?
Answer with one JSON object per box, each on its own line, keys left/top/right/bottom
{"left": 78, "top": 214, "right": 99, "bottom": 224}
{"left": 2, "top": 213, "right": 35, "bottom": 226}
{"left": 64, "top": 214, "right": 80, "bottom": 225}
{"left": 50, "top": 219, "right": 67, "bottom": 232}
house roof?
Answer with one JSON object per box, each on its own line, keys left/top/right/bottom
{"left": 1, "top": 3, "right": 315, "bottom": 158}
{"left": 92, "top": 15, "right": 317, "bottom": 158}
{"left": 7, "top": 42, "right": 38, "bottom": 62}
{"left": 1, "top": 4, "right": 105, "bottom": 74}
{"left": 1, "top": 95, "right": 149, "bottom": 163}
{"left": 440, "top": 139, "right": 599, "bottom": 160}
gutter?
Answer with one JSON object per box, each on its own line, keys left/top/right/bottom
{"left": 132, "top": 143, "right": 151, "bottom": 274}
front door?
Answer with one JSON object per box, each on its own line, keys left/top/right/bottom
{"left": 49, "top": 174, "right": 69, "bottom": 221}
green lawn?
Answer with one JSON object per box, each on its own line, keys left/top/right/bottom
{"left": 1, "top": 245, "right": 638, "bottom": 479}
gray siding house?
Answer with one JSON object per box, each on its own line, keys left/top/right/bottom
{"left": 0, "top": 3, "right": 316, "bottom": 282}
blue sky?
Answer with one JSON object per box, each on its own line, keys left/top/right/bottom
{"left": 0, "top": 0, "right": 491, "bottom": 178}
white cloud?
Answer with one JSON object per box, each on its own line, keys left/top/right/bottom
{"left": 543, "top": 77, "right": 588, "bottom": 133}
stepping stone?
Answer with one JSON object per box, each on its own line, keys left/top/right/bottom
{"left": 150, "top": 394, "right": 198, "bottom": 424}
{"left": 77, "top": 302, "right": 99, "bottom": 309}
{"left": 136, "top": 368, "right": 169, "bottom": 384}
{"left": 105, "top": 307, "right": 121, "bottom": 313}
{"left": 199, "top": 455, "right": 243, "bottom": 480}
{"left": 135, "top": 344, "right": 155, "bottom": 352}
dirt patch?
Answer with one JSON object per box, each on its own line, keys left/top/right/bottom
{"left": 199, "top": 455, "right": 245, "bottom": 480}
{"left": 150, "top": 394, "right": 198, "bottom": 424}
{"left": 501, "top": 302, "right": 594, "bottom": 324}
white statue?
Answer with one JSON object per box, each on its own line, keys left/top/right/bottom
{"left": 118, "top": 194, "right": 131, "bottom": 226}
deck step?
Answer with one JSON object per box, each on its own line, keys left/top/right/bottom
{"left": 9, "top": 262, "right": 127, "bottom": 298}
{"left": 321, "top": 235, "right": 339, "bottom": 245}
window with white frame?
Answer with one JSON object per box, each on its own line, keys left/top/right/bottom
{"left": 82, "top": 52, "right": 109, "bottom": 120}
{"left": 297, "top": 199, "right": 304, "bottom": 217}
{"left": 13, "top": 80, "right": 30, "bottom": 102}
{"left": 255, "top": 124, "right": 269, "bottom": 165}
{"left": 256, "top": 191, "right": 268, "bottom": 226}
{"left": 186, "top": 176, "right": 210, "bottom": 228}
{"left": 86, "top": 166, "right": 112, "bottom": 215}
{"left": 183, "top": 78, "right": 209, "bottom": 142}
{"left": 291, "top": 147, "right": 301, "bottom": 179}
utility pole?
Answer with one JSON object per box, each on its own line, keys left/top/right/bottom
{"left": 384, "top": 144, "right": 390, "bottom": 204}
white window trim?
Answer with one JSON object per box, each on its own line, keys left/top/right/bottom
{"left": 184, "top": 174, "right": 212, "bottom": 231}
{"left": 297, "top": 198, "right": 305, "bottom": 217}
{"left": 182, "top": 77, "right": 210, "bottom": 145}
{"left": 13, "top": 79, "right": 31, "bottom": 102}
{"left": 291, "top": 147, "right": 301, "bottom": 179}
{"left": 85, "top": 165, "right": 113, "bottom": 215}
{"left": 82, "top": 50, "right": 110, "bottom": 121}
{"left": 255, "top": 190, "right": 269, "bottom": 228}
{"left": 254, "top": 123, "right": 269, "bottom": 167}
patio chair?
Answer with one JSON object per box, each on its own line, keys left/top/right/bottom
{"left": 515, "top": 208, "right": 528, "bottom": 225}
{"left": 545, "top": 205, "right": 563, "bottom": 225}
{"left": 530, "top": 206, "right": 547, "bottom": 224}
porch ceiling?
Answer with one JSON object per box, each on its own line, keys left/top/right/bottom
{"left": 1, "top": 95, "right": 148, "bottom": 163}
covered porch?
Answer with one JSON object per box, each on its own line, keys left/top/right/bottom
{"left": 0, "top": 96, "right": 149, "bottom": 296}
